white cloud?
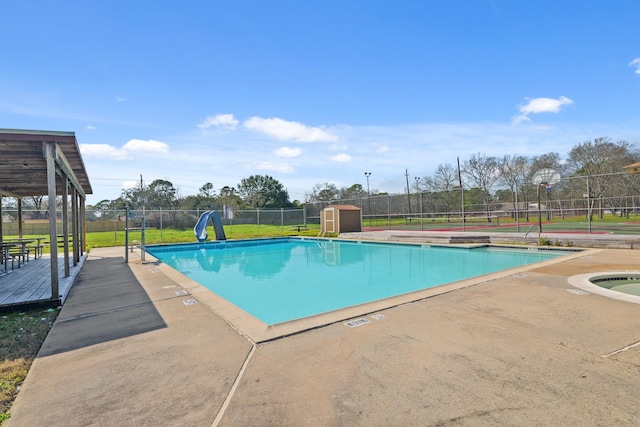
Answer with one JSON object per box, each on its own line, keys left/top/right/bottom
{"left": 80, "top": 139, "right": 169, "bottom": 160}
{"left": 244, "top": 116, "right": 339, "bottom": 142}
{"left": 274, "top": 146, "right": 302, "bottom": 157}
{"left": 122, "top": 139, "right": 170, "bottom": 154}
{"left": 630, "top": 58, "right": 640, "bottom": 74}
{"left": 330, "top": 153, "right": 352, "bottom": 163}
{"left": 256, "top": 162, "right": 295, "bottom": 173}
{"left": 376, "top": 145, "right": 389, "bottom": 154}
{"left": 121, "top": 180, "right": 138, "bottom": 189}
{"left": 197, "top": 113, "right": 239, "bottom": 130}
{"left": 512, "top": 96, "right": 574, "bottom": 125}
{"left": 86, "top": 125, "right": 96, "bottom": 131}
{"left": 115, "top": 96, "right": 127, "bottom": 102}
{"left": 80, "top": 143, "right": 129, "bottom": 160}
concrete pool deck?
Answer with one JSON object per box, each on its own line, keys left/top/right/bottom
{"left": 6, "top": 240, "right": 640, "bottom": 426}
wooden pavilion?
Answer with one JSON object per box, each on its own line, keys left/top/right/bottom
{"left": 0, "top": 129, "right": 92, "bottom": 306}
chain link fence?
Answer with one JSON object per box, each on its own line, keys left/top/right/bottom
{"left": 2, "top": 172, "right": 640, "bottom": 237}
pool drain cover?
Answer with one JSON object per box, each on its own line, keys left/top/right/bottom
{"left": 183, "top": 299, "right": 197, "bottom": 306}
{"left": 344, "top": 318, "right": 369, "bottom": 328}
{"left": 175, "top": 290, "right": 188, "bottom": 296}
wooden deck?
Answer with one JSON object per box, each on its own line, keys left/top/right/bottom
{"left": 0, "top": 254, "right": 86, "bottom": 309}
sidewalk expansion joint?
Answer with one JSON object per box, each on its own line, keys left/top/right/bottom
{"left": 212, "top": 344, "right": 256, "bottom": 427}
{"left": 602, "top": 339, "right": 640, "bottom": 358}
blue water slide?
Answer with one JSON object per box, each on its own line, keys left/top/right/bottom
{"left": 194, "top": 211, "right": 227, "bottom": 242}
{"left": 210, "top": 211, "right": 227, "bottom": 241}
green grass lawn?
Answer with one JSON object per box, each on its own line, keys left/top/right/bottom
{"left": 0, "top": 308, "right": 59, "bottom": 425}
{"left": 85, "top": 223, "right": 323, "bottom": 249}
{"left": 2, "top": 224, "right": 324, "bottom": 253}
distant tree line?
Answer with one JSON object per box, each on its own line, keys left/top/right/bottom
{"left": 2, "top": 137, "right": 638, "bottom": 222}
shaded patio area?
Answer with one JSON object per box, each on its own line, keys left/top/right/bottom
{"left": 0, "top": 129, "right": 92, "bottom": 308}
{"left": 0, "top": 254, "right": 85, "bottom": 309}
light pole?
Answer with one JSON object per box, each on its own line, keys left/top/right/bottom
{"left": 364, "top": 172, "right": 372, "bottom": 226}
{"left": 415, "top": 177, "right": 422, "bottom": 228}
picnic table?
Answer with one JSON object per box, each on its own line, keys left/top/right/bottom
{"left": 0, "top": 241, "right": 21, "bottom": 273}
{"left": 3, "top": 237, "right": 45, "bottom": 260}
{"left": 290, "top": 225, "right": 308, "bottom": 232}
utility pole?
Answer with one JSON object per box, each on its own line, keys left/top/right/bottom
{"left": 457, "top": 157, "right": 465, "bottom": 230}
{"left": 405, "top": 168, "right": 411, "bottom": 218}
{"left": 364, "top": 172, "right": 372, "bottom": 226}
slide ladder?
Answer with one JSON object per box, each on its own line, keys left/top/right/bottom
{"left": 194, "top": 211, "right": 227, "bottom": 242}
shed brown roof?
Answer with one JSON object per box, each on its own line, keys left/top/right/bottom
{"left": 326, "top": 204, "right": 361, "bottom": 210}
{"left": 0, "top": 129, "right": 92, "bottom": 197}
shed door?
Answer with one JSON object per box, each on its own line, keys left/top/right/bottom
{"left": 325, "top": 208, "right": 335, "bottom": 233}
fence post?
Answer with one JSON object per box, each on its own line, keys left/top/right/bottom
{"left": 387, "top": 195, "right": 391, "bottom": 229}
{"left": 420, "top": 192, "right": 423, "bottom": 231}
{"left": 125, "top": 206, "right": 129, "bottom": 263}
{"left": 160, "top": 207, "right": 163, "bottom": 241}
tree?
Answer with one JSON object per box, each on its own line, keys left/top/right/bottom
{"left": 92, "top": 199, "right": 120, "bottom": 219}
{"left": 462, "top": 153, "right": 500, "bottom": 219}
{"left": 432, "top": 163, "right": 460, "bottom": 216}
{"left": 147, "top": 179, "right": 178, "bottom": 209}
{"left": 179, "top": 182, "right": 218, "bottom": 211}
{"left": 198, "top": 182, "right": 216, "bottom": 198}
{"left": 237, "top": 175, "right": 290, "bottom": 208}
{"left": 499, "top": 155, "right": 531, "bottom": 220}
{"left": 23, "top": 196, "right": 47, "bottom": 219}
{"left": 340, "top": 184, "right": 367, "bottom": 200}
{"left": 120, "top": 181, "right": 147, "bottom": 210}
{"left": 218, "top": 186, "right": 242, "bottom": 210}
{"left": 305, "top": 183, "right": 340, "bottom": 204}
{"left": 568, "top": 137, "right": 638, "bottom": 218}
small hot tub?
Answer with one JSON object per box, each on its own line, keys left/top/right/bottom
{"left": 568, "top": 271, "right": 640, "bottom": 304}
{"left": 590, "top": 274, "right": 640, "bottom": 296}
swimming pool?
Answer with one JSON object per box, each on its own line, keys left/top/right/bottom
{"left": 146, "top": 238, "right": 572, "bottom": 325}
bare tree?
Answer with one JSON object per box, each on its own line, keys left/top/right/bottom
{"left": 568, "top": 137, "right": 638, "bottom": 218}
{"left": 431, "top": 163, "right": 459, "bottom": 218}
{"left": 499, "top": 155, "right": 531, "bottom": 220}
{"left": 462, "top": 153, "right": 500, "bottom": 220}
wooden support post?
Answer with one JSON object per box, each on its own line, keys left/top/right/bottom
{"left": 17, "top": 198, "right": 23, "bottom": 238}
{"left": 46, "top": 142, "right": 59, "bottom": 299}
{"left": 72, "top": 187, "right": 79, "bottom": 266}
{"left": 80, "top": 197, "right": 86, "bottom": 256}
{"left": 62, "top": 177, "right": 70, "bottom": 277}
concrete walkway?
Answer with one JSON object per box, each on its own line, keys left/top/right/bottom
{"left": 6, "top": 243, "right": 640, "bottom": 426}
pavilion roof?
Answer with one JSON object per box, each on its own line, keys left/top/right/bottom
{"left": 0, "top": 129, "right": 92, "bottom": 197}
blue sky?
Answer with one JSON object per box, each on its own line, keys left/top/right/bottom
{"left": 2, "top": 1, "right": 640, "bottom": 205}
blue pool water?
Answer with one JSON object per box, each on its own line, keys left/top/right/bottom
{"left": 147, "top": 238, "right": 569, "bottom": 325}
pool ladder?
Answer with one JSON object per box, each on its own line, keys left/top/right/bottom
{"left": 316, "top": 230, "right": 327, "bottom": 248}
{"left": 524, "top": 224, "right": 538, "bottom": 243}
